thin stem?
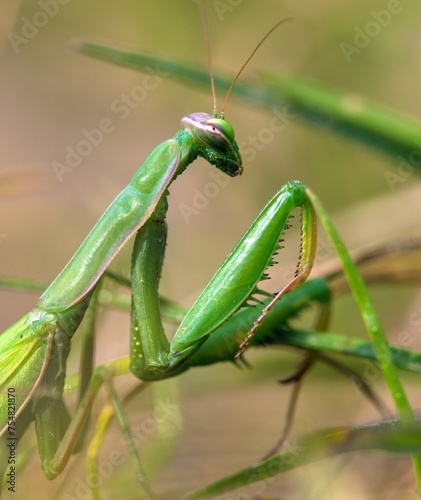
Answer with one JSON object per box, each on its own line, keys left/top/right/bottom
{"left": 306, "top": 187, "right": 421, "bottom": 489}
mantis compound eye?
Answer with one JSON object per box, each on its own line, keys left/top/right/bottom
{"left": 202, "top": 118, "right": 242, "bottom": 177}
{"left": 204, "top": 118, "right": 235, "bottom": 146}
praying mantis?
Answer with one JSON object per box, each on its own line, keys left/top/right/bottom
{"left": 0, "top": 14, "right": 318, "bottom": 494}
{"left": 0, "top": 3, "right": 419, "bottom": 499}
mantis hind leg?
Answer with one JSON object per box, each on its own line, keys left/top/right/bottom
{"left": 30, "top": 289, "right": 155, "bottom": 498}
{"left": 34, "top": 358, "right": 154, "bottom": 498}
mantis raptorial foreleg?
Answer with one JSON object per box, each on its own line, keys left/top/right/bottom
{"left": 129, "top": 180, "right": 316, "bottom": 379}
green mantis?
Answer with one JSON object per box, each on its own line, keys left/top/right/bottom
{"left": 0, "top": 4, "right": 419, "bottom": 499}
{"left": 0, "top": 13, "right": 319, "bottom": 491}
{"left": 0, "top": 105, "right": 316, "bottom": 456}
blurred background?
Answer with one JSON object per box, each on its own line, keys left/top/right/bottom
{"left": 1, "top": 0, "right": 421, "bottom": 498}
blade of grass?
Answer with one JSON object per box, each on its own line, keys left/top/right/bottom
{"left": 72, "top": 39, "right": 421, "bottom": 166}
{"left": 185, "top": 420, "right": 421, "bottom": 499}
{"left": 307, "top": 187, "right": 421, "bottom": 489}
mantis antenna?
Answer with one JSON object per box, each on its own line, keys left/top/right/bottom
{"left": 197, "top": 0, "right": 294, "bottom": 118}
{"left": 221, "top": 17, "right": 293, "bottom": 116}
{"left": 198, "top": 0, "right": 293, "bottom": 118}
{"left": 198, "top": 0, "right": 218, "bottom": 116}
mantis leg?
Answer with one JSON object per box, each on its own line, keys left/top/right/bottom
{"left": 22, "top": 291, "right": 155, "bottom": 497}
{"left": 129, "top": 178, "right": 414, "bottom": 466}
{"left": 33, "top": 358, "right": 153, "bottom": 497}
{"left": 179, "top": 186, "right": 417, "bottom": 499}
{"left": 129, "top": 180, "right": 317, "bottom": 380}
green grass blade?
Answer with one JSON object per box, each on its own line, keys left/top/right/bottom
{"left": 73, "top": 40, "right": 421, "bottom": 166}
{"left": 306, "top": 187, "right": 421, "bottom": 487}
{"left": 185, "top": 420, "right": 421, "bottom": 499}
{"left": 0, "top": 277, "right": 47, "bottom": 293}
{"left": 261, "top": 71, "right": 421, "bottom": 161}
{"left": 307, "top": 189, "right": 413, "bottom": 419}
{"left": 278, "top": 330, "right": 421, "bottom": 373}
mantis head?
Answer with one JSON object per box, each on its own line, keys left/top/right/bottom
{"left": 181, "top": 14, "right": 291, "bottom": 179}
{"left": 182, "top": 112, "right": 243, "bottom": 177}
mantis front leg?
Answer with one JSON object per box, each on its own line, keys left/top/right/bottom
{"left": 129, "top": 180, "right": 317, "bottom": 380}
{"left": 129, "top": 177, "right": 415, "bottom": 453}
